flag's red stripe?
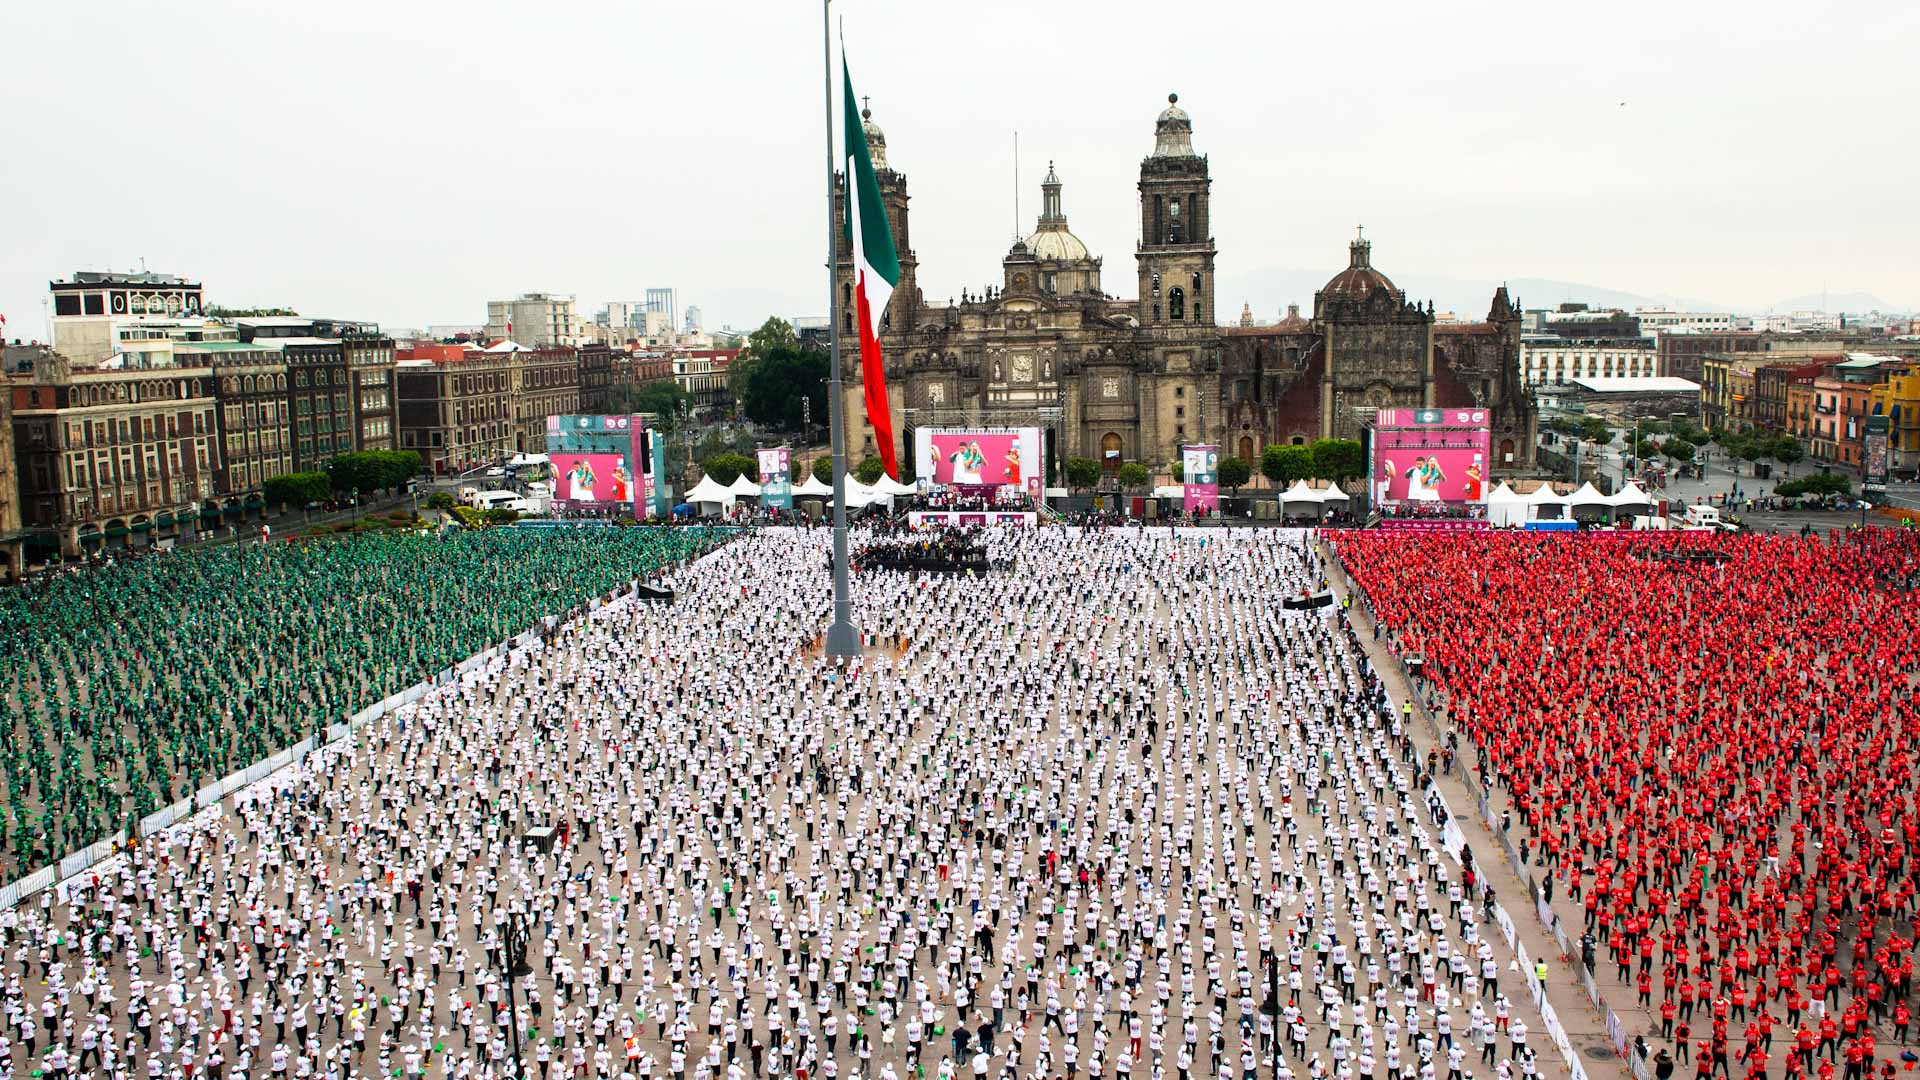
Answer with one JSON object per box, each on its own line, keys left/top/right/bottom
{"left": 853, "top": 271, "right": 898, "bottom": 480}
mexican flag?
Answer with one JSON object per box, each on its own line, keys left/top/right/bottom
{"left": 842, "top": 50, "right": 900, "bottom": 480}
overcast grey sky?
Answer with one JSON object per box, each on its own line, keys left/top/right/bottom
{"left": 3, "top": 0, "right": 1916, "bottom": 340}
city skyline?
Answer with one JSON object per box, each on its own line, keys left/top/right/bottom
{"left": 2, "top": 0, "right": 1916, "bottom": 341}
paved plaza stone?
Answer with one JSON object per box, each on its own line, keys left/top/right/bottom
{"left": 1, "top": 527, "right": 1567, "bottom": 1080}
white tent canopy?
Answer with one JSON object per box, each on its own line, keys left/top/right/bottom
{"left": 791, "top": 474, "right": 832, "bottom": 497}
{"left": 1485, "top": 482, "right": 1527, "bottom": 527}
{"left": 1523, "top": 483, "right": 1566, "bottom": 505}
{"left": 1280, "top": 480, "right": 1322, "bottom": 504}
{"left": 1563, "top": 482, "right": 1612, "bottom": 509}
{"left": 727, "top": 474, "right": 761, "bottom": 497}
{"left": 871, "top": 474, "right": 917, "bottom": 497}
{"left": 683, "top": 474, "right": 734, "bottom": 512}
{"left": 1609, "top": 482, "right": 1652, "bottom": 507}
{"left": 1315, "top": 482, "right": 1350, "bottom": 503}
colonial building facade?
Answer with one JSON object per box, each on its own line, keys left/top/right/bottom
{"left": 836, "top": 96, "right": 1538, "bottom": 477}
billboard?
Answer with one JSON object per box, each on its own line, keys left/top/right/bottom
{"left": 551, "top": 453, "right": 642, "bottom": 509}
{"left": 1865, "top": 414, "right": 1891, "bottom": 486}
{"left": 546, "top": 414, "right": 655, "bottom": 515}
{"left": 1182, "top": 444, "right": 1219, "bottom": 515}
{"left": 758, "top": 447, "right": 793, "bottom": 510}
{"left": 1370, "top": 409, "right": 1491, "bottom": 508}
{"left": 916, "top": 428, "right": 1043, "bottom": 503}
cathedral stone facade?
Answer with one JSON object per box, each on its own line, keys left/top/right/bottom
{"left": 834, "top": 96, "right": 1537, "bottom": 480}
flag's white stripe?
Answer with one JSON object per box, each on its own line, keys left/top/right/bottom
{"left": 847, "top": 154, "right": 894, "bottom": 333}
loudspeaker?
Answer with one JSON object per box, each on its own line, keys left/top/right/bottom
{"left": 637, "top": 584, "right": 675, "bottom": 602}
{"left": 1282, "top": 590, "right": 1334, "bottom": 611}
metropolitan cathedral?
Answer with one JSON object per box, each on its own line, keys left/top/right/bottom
{"left": 833, "top": 94, "right": 1538, "bottom": 478}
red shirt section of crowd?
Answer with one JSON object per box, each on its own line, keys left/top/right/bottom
{"left": 1337, "top": 529, "right": 1920, "bottom": 1080}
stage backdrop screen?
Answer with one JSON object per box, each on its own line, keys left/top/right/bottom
{"left": 551, "top": 453, "right": 642, "bottom": 509}
{"left": 546, "top": 415, "right": 653, "bottom": 513}
{"left": 1182, "top": 444, "right": 1219, "bottom": 515}
{"left": 1370, "top": 408, "right": 1491, "bottom": 507}
{"left": 916, "top": 428, "right": 1043, "bottom": 501}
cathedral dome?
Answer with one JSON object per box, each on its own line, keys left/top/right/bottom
{"left": 861, "top": 105, "right": 888, "bottom": 171}
{"left": 1024, "top": 162, "right": 1091, "bottom": 262}
{"left": 1152, "top": 93, "right": 1194, "bottom": 157}
{"left": 1322, "top": 229, "right": 1397, "bottom": 300}
{"left": 1026, "top": 228, "right": 1090, "bottom": 262}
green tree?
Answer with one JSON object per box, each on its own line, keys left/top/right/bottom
{"left": 1218, "top": 456, "right": 1252, "bottom": 492}
{"left": 1770, "top": 435, "right": 1804, "bottom": 466}
{"left": 1308, "top": 438, "right": 1364, "bottom": 480}
{"left": 1662, "top": 439, "right": 1696, "bottom": 462}
{"left": 739, "top": 341, "right": 829, "bottom": 431}
{"left": 262, "top": 472, "right": 331, "bottom": 509}
{"left": 1117, "top": 462, "right": 1150, "bottom": 491}
{"left": 1633, "top": 438, "right": 1658, "bottom": 461}
{"left": 611, "top": 378, "right": 692, "bottom": 421}
{"left": 1580, "top": 417, "right": 1616, "bottom": 445}
{"left": 700, "top": 453, "right": 756, "bottom": 485}
{"left": 854, "top": 455, "right": 887, "bottom": 485}
{"left": 812, "top": 456, "right": 834, "bottom": 483}
{"left": 426, "top": 492, "right": 456, "bottom": 510}
{"left": 1064, "top": 457, "right": 1101, "bottom": 491}
{"left": 745, "top": 316, "right": 797, "bottom": 360}
{"left": 1775, "top": 473, "right": 1852, "bottom": 498}
{"left": 1170, "top": 460, "right": 1183, "bottom": 482}
{"left": 1262, "top": 445, "right": 1312, "bottom": 486}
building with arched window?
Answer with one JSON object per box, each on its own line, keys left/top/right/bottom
{"left": 832, "top": 95, "right": 1538, "bottom": 480}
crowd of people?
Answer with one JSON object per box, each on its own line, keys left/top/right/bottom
{"left": 0, "top": 527, "right": 1566, "bottom": 1080}
{"left": 1335, "top": 529, "right": 1920, "bottom": 1080}
{"left": 0, "top": 527, "right": 729, "bottom": 874}
{"left": 852, "top": 532, "right": 995, "bottom": 575}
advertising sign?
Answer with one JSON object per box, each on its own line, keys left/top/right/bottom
{"left": 1865, "top": 414, "right": 1891, "bottom": 486}
{"left": 551, "top": 453, "right": 640, "bottom": 510}
{"left": 1182, "top": 444, "right": 1219, "bottom": 515}
{"left": 546, "top": 415, "right": 654, "bottom": 516}
{"left": 916, "top": 428, "right": 1042, "bottom": 493}
{"left": 758, "top": 447, "right": 793, "bottom": 510}
{"left": 1370, "top": 409, "right": 1491, "bottom": 507}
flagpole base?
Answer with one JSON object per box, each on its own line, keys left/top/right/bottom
{"left": 825, "top": 619, "right": 863, "bottom": 659}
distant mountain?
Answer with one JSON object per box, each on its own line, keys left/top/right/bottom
{"left": 1763, "top": 291, "right": 1898, "bottom": 314}
{"left": 1222, "top": 265, "right": 1737, "bottom": 321}
{"left": 1223, "top": 265, "right": 1912, "bottom": 321}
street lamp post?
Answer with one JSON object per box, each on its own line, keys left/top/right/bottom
{"left": 503, "top": 911, "right": 533, "bottom": 1077}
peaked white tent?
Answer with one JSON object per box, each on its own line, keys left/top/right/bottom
{"left": 684, "top": 474, "right": 734, "bottom": 515}
{"left": 1564, "top": 482, "right": 1611, "bottom": 508}
{"left": 1524, "top": 482, "right": 1569, "bottom": 519}
{"left": 1485, "top": 482, "right": 1527, "bottom": 527}
{"left": 1315, "top": 482, "right": 1350, "bottom": 503}
{"left": 1280, "top": 480, "right": 1322, "bottom": 504}
{"left": 727, "top": 474, "right": 762, "bottom": 497}
{"left": 791, "top": 474, "right": 833, "bottom": 498}
{"left": 1609, "top": 482, "right": 1652, "bottom": 507}
{"left": 871, "top": 474, "right": 917, "bottom": 497}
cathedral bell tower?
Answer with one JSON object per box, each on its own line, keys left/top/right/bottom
{"left": 833, "top": 101, "right": 918, "bottom": 338}
{"left": 1136, "top": 94, "right": 1216, "bottom": 328}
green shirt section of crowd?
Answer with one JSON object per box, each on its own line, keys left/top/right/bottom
{"left": 0, "top": 526, "right": 730, "bottom": 878}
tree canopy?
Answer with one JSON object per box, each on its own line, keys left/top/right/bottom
{"left": 609, "top": 378, "right": 691, "bottom": 423}
{"left": 1308, "top": 438, "right": 1364, "bottom": 481}
{"left": 855, "top": 456, "right": 887, "bottom": 485}
{"left": 735, "top": 321, "right": 828, "bottom": 431}
{"left": 325, "top": 451, "right": 422, "bottom": 495}
{"left": 700, "top": 453, "right": 756, "bottom": 485}
{"left": 1262, "top": 445, "right": 1312, "bottom": 486}
{"left": 1218, "top": 456, "right": 1252, "bottom": 491}
{"left": 262, "top": 472, "right": 331, "bottom": 508}
{"left": 1064, "top": 457, "right": 1101, "bottom": 491}
{"left": 1116, "top": 462, "right": 1149, "bottom": 491}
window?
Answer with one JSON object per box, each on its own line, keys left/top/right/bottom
{"left": 1169, "top": 287, "right": 1185, "bottom": 321}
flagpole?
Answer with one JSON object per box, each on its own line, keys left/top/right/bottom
{"left": 823, "top": 0, "right": 861, "bottom": 659}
